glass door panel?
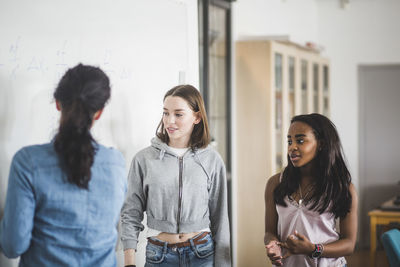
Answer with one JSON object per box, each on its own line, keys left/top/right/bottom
{"left": 301, "top": 60, "right": 308, "bottom": 114}
{"left": 208, "top": 4, "right": 228, "bottom": 164}
{"left": 275, "top": 53, "right": 283, "bottom": 168}
{"left": 323, "top": 65, "right": 329, "bottom": 116}
{"left": 313, "top": 63, "right": 319, "bottom": 113}
{"left": 288, "top": 56, "right": 295, "bottom": 119}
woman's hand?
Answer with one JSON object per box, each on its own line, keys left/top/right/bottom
{"left": 279, "top": 230, "right": 314, "bottom": 256}
{"left": 265, "top": 240, "right": 286, "bottom": 266}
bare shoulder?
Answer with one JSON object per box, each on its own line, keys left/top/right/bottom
{"left": 349, "top": 183, "right": 358, "bottom": 202}
{"left": 349, "top": 182, "right": 356, "bottom": 191}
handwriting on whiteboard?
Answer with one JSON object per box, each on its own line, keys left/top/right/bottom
{"left": 0, "top": 37, "right": 134, "bottom": 81}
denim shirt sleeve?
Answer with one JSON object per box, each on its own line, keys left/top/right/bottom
{"left": 120, "top": 155, "right": 146, "bottom": 250}
{"left": 209, "top": 155, "right": 231, "bottom": 267}
{"left": 0, "top": 148, "right": 35, "bottom": 258}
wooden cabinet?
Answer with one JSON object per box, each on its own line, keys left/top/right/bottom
{"left": 235, "top": 40, "right": 330, "bottom": 266}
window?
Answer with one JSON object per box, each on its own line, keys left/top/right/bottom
{"left": 198, "top": 0, "right": 232, "bottom": 174}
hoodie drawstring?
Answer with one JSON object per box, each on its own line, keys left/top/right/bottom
{"left": 159, "top": 149, "right": 165, "bottom": 160}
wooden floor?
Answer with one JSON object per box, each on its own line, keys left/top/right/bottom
{"left": 345, "top": 249, "right": 389, "bottom": 267}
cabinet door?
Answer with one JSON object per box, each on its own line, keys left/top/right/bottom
{"left": 282, "top": 55, "right": 296, "bottom": 167}
{"left": 323, "top": 65, "right": 330, "bottom": 116}
{"left": 313, "top": 63, "right": 319, "bottom": 113}
{"left": 274, "top": 52, "right": 283, "bottom": 169}
{"left": 288, "top": 56, "right": 296, "bottom": 119}
{"left": 301, "top": 59, "right": 308, "bottom": 114}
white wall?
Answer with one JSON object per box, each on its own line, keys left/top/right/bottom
{"left": 316, "top": 0, "right": 400, "bottom": 190}
{"left": 358, "top": 65, "right": 400, "bottom": 247}
{"left": 235, "top": 0, "right": 400, "bottom": 198}
{"left": 233, "top": 0, "right": 318, "bottom": 45}
{"left": 233, "top": 2, "right": 319, "bottom": 266}
{"left": 0, "top": 0, "right": 199, "bottom": 266}
{"left": 233, "top": 0, "right": 400, "bottom": 251}
{"left": 316, "top": 0, "right": 400, "bottom": 247}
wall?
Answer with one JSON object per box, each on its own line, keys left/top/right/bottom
{"left": 233, "top": 1, "right": 319, "bottom": 266}
{"left": 316, "top": 0, "right": 400, "bottom": 185}
{"left": 233, "top": 0, "right": 318, "bottom": 44}
{"left": 233, "top": 0, "right": 400, "bottom": 259}
{"left": 316, "top": 0, "right": 400, "bottom": 247}
{"left": 0, "top": 1, "right": 199, "bottom": 266}
{"left": 358, "top": 65, "right": 400, "bottom": 247}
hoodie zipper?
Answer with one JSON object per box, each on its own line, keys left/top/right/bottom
{"left": 177, "top": 156, "right": 183, "bottom": 233}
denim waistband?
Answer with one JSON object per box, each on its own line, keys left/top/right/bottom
{"left": 147, "top": 232, "right": 210, "bottom": 248}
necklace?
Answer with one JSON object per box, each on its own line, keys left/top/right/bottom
{"left": 298, "top": 184, "right": 314, "bottom": 206}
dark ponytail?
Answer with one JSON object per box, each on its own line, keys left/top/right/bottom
{"left": 53, "top": 64, "right": 111, "bottom": 189}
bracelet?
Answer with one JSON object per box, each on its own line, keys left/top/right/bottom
{"left": 124, "top": 265, "right": 136, "bottom": 267}
{"left": 310, "top": 243, "right": 324, "bottom": 259}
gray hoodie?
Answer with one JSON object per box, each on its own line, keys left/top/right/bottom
{"left": 120, "top": 137, "right": 231, "bottom": 266}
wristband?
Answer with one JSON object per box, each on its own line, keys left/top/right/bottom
{"left": 310, "top": 243, "right": 323, "bottom": 259}
{"left": 125, "top": 265, "right": 136, "bottom": 267}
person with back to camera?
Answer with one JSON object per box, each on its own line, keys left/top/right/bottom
{"left": 264, "top": 113, "right": 358, "bottom": 267}
{"left": 0, "top": 64, "right": 127, "bottom": 266}
{"left": 120, "top": 84, "right": 231, "bottom": 267}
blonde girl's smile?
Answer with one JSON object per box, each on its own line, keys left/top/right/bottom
{"left": 162, "top": 95, "right": 200, "bottom": 148}
{"left": 166, "top": 127, "right": 178, "bottom": 134}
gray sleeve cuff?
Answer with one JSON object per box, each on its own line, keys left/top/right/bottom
{"left": 122, "top": 239, "right": 138, "bottom": 251}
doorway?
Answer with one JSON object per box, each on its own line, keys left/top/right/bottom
{"left": 358, "top": 64, "right": 400, "bottom": 247}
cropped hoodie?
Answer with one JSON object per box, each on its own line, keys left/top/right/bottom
{"left": 120, "top": 137, "right": 231, "bottom": 266}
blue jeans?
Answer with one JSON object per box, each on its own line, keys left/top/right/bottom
{"left": 145, "top": 232, "right": 214, "bottom": 267}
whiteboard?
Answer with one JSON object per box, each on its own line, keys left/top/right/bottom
{"left": 0, "top": 0, "right": 199, "bottom": 266}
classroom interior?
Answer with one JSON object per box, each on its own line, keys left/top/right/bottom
{"left": 1, "top": 0, "right": 400, "bottom": 267}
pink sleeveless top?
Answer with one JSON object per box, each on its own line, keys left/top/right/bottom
{"left": 275, "top": 175, "right": 347, "bottom": 267}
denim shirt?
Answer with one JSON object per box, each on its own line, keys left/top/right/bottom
{"left": 0, "top": 142, "right": 127, "bottom": 266}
